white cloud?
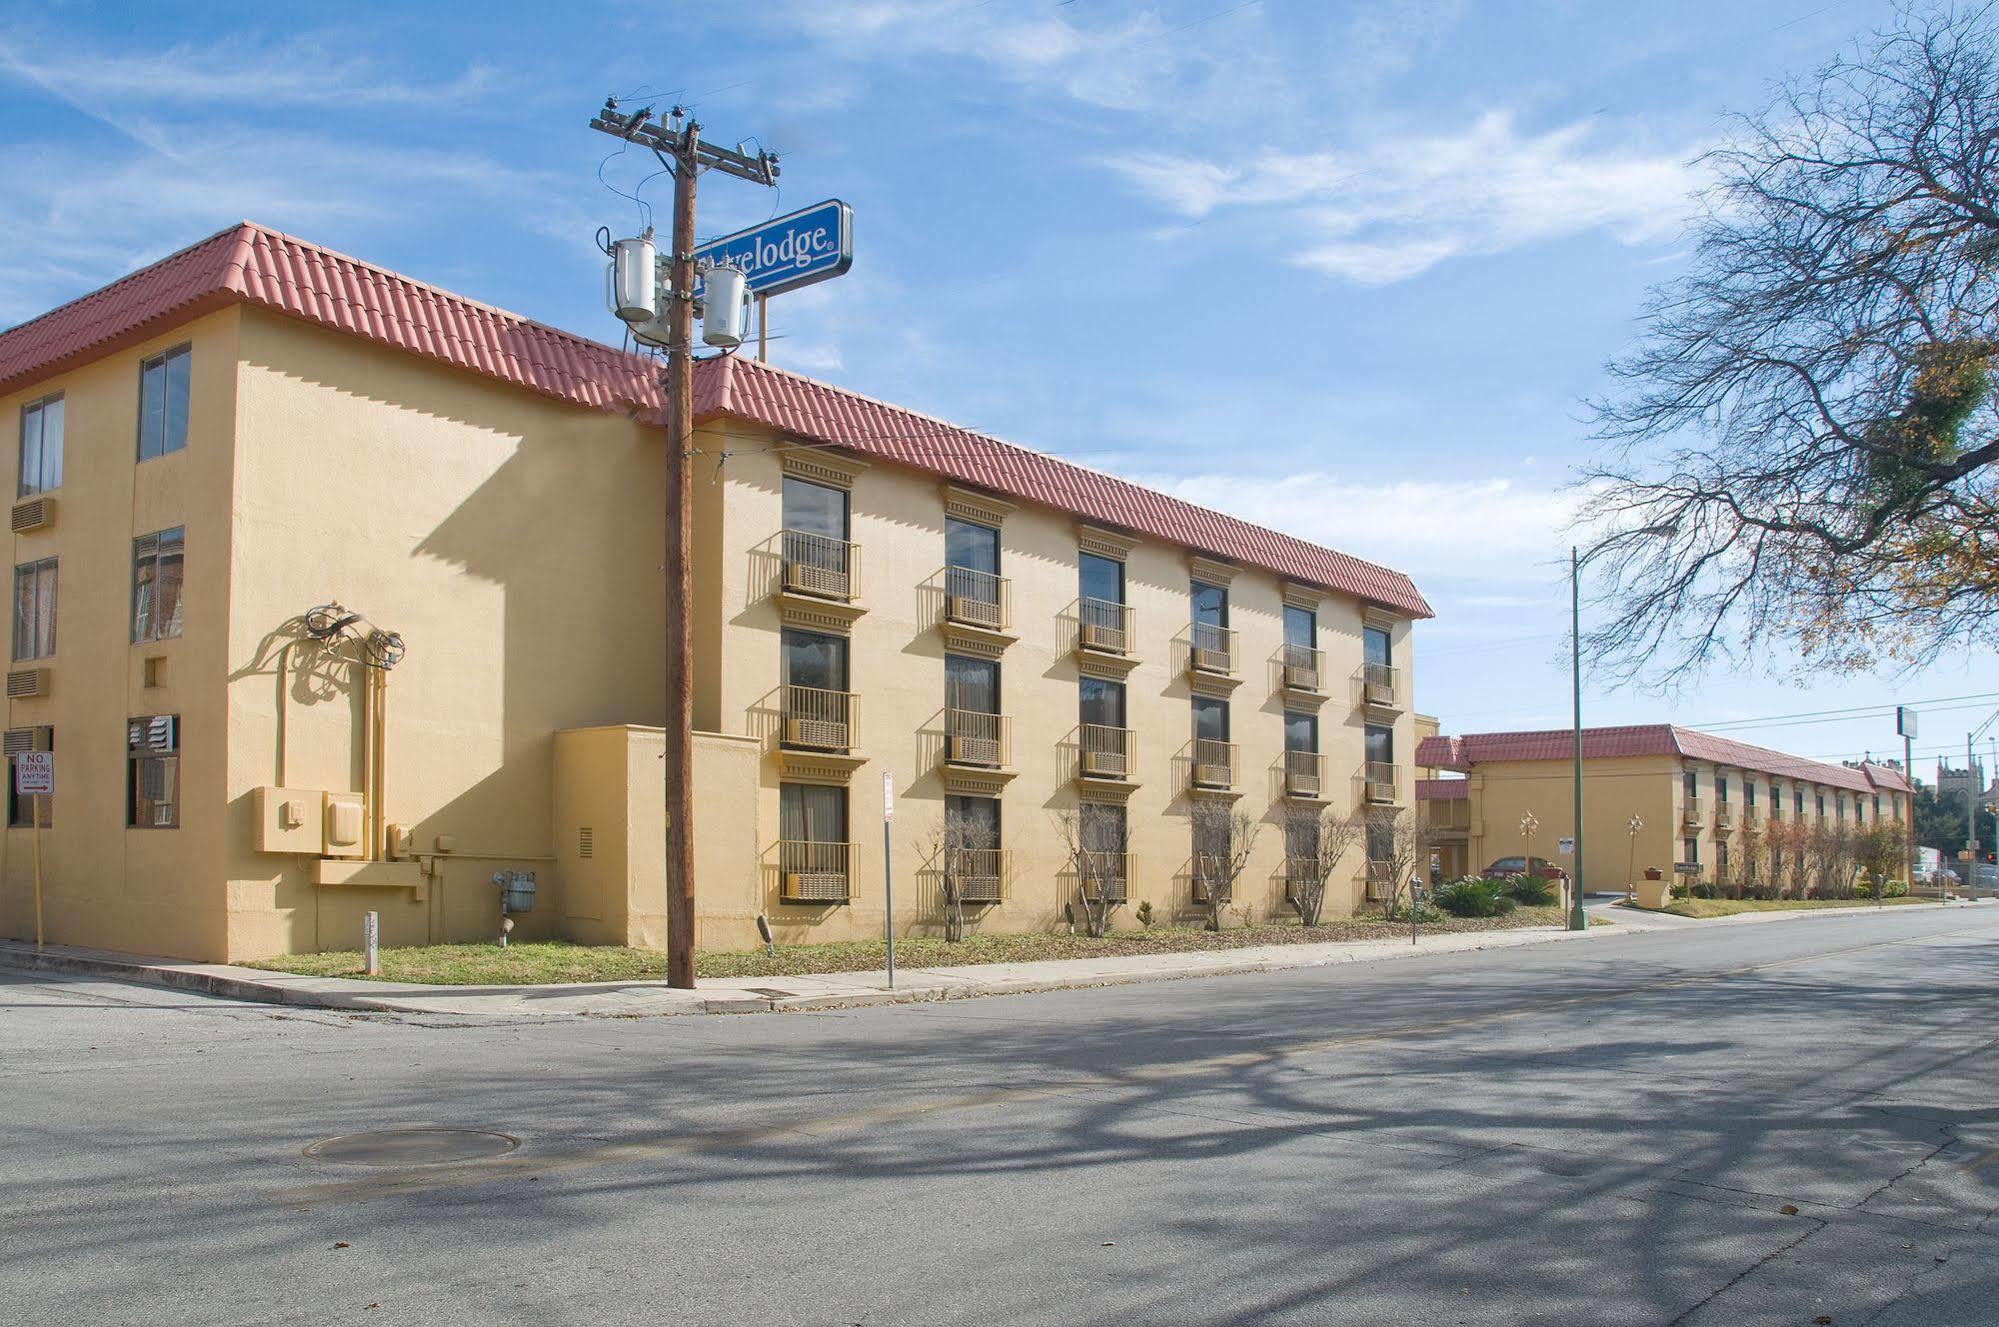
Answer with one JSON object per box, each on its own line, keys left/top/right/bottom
{"left": 1108, "top": 110, "right": 1701, "bottom": 283}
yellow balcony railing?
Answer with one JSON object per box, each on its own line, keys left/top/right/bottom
{"left": 1283, "top": 856, "right": 1319, "bottom": 903}
{"left": 1284, "top": 749, "right": 1325, "bottom": 798}
{"left": 946, "top": 709, "right": 1009, "bottom": 768}
{"left": 1355, "top": 662, "right": 1402, "bottom": 710}
{"left": 1358, "top": 761, "right": 1398, "bottom": 804}
{"left": 1078, "top": 597, "right": 1134, "bottom": 655}
{"left": 1365, "top": 859, "right": 1397, "bottom": 901}
{"left": 1683, "top": 796, "right": 1704, "bottom": 825}
{"left": 1714, "top": 803, "right": 1735, "bottom": 830}
{"left": 1281, "top": 643, "right": 1324, "bottom": 693}
{"left": 1077, "top": 850, "right": 1132, "bottom": 902}
{"left": 946, "top": 847, "right": 1009, "bottom": 904}
{"left": 782, "top": 685, "right": 858, "bottom": 752}
{"left": 1192, "top": 854, "right": 1234, "bottom": 903}
{"left": 1078, "top": 724, "right": 1135, "bottom": 780}
{"left": 944, "top": 565, "right": 1010, "bottom": 631}
{"left": 779, "top": 840, "right": 855, "bottom": 902}
{"left": 780, "top": 529, "right": 861, "bottom": 602}
{"left": 1191, "top": 738, "right": 1238, "bottom": 790}
{"left": 1189, "top": 621, "right": 1237, "bottom": 676}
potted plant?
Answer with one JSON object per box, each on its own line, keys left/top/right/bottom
{"left": 1643, "top": 867, "right": 1663, "bottom": 881}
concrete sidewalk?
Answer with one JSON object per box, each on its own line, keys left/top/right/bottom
{"left": 2, "top": 923, "right": 1611, "bottom": 1018}
{"left": 4, "top": 900, "right": 1982, "bottom": 1018}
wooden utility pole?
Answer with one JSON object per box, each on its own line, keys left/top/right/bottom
{"left": 589, "top": 101, "right": 778, "bottom": 988}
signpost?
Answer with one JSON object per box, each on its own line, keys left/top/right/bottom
{"left": 694, "top": 199, "right": 853, "bottom": 361}
{"left": 1897, "top": 705, "right": 1920, "bottom": 902}
{"left": 15, "top": 752, "right": 51, "bottom": 949}
{"left": 882, "top": 771, "right": 895, "bottom": 989}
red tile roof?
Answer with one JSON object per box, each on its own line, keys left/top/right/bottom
{"left": 1416, "top": 778, "right": 1469, "bottom": 801}
{"left": 1416, "top": 724, "right": 1909, "bottom": 795}
{"left": 0, "top": 222, "right": 1431, "bottom": 620}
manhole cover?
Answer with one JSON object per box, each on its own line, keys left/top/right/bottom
{"left": 304, "top": 1128, "right": 519, "bottom": 1167}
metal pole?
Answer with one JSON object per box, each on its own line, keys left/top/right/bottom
{"left": 884, "top": 816, "right": 895, "bottom": 988}
{"left": 32, "top": 792, "right": 45, "bottom": 951}
{"left": 756, "top": 293, "right": 769, "bottom": 362}
{"left": 1905, "top": 729, "right": 1917, "bottom": 899}
{"left": 364, "top": 910, "right": 379, "bottom": 976}
{"left": 1570, "top": 546, "right": 1587, "bottom": 931}
{"left": 1967, "top": 733, "right": 1980, "bottom": 902}
{"left": 662, "top": 124, "right": 700, "bottom": 990}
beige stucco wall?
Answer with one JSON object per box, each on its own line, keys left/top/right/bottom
{"left": 0, "top": 308, "right": 240, "bottom": 959}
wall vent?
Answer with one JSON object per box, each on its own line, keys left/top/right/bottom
{"left": 5, "top": 668, "right": 48, "bottom": 699}
{"left": 9, "top": 497, "right": 54, "bottom": 534}
{"left": 578, "top": 826, "right": 594, "bottom": 859}
{"left": 3, "top": 726, "right": 52, "bottom": 756}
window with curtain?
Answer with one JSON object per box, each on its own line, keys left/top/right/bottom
{"left": 1364, "top": 723, "right": 1393, "bottom": 767}
{"left": 781, "top": 477, "right": 848, "bottom": 539}
{"left": 18, "top": 394, "right": 63, "bottom": 496}
{"left": 132, "top": 528, "right": 185, "bottom": 643}
{"left": 779, "top": 782, "right": 846, "bottom": 844}
{"left": 945, "top": 654, "right": 998, "bottom": 714}
{"left": 1192, "top": 695, "right": 1230, "bottom": 743}
{"left": 1081, "top": 802, "right": 1126, "bottom": 855}
{"left": 138, "top": 345, "right": 191, "bottom": 461}
{"left": 13, "top": 558, "right": 56, "bottom": 661}
{"left": 781, "top": 628, "right": 847, "bottom": 691}
{"left": 1079, "top": 677, "right": 1125, "bottom": 729}
{"left": 1284, "top": 710, "right": 1318, "bottom": 754}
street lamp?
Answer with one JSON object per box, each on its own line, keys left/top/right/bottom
{"left": 1626, "top": 815, "right": 1644, "bottom": 901}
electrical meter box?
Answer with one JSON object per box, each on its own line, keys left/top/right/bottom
{"left": 322, "top": 792, "right": 367, "bottom": 858}
{"left": 252, "top": 786, "right": 324, "bottom": 854}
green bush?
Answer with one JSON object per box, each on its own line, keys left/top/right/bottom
{"left": 1885, "top": 879, "right": 1910, "bottom": 898}
{"left": 1691, "top": 882, "right": 1720, "bottom": 899}
{"left": 1669, "top": 883, "right": 1690, "bottom": 900}
{"left": 1505, "top": 875, "right": 1556, "bottom": 906}
{"left": 1386, "top": 899, "right": 1445, "bottom": 923}
{"left": 1434, "top": 879, "right": 1519, "bottom": 918}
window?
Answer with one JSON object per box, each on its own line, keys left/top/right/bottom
{"left": 1079, "top": 551, "right": 1124, "bottom": 607}
{"left": 18, "top": 394, "right": 63, "bottom": 496}
{"left": 1364, "top": 723, "right": 1394, "bottom": 768}
{"left": 1718, "top": 839, "right": 1731, "bottom": 872}
{"left": 5, "top": 727, "right": 51, "bottom": 827}
{"left": 779, "top": 782, "right": 847, "bottom": 845}
{"left": 1191, "top": 579, "right": 1228, "bottom": 628}
{"left": 1874, "top": 794, "right": 1882, "bottom": 816}
{"left": 945, "top": 516, "right": 999, "bottom": 575}
{"left": 1194, "top": 810, "right": 1231, "bottom": 874}
{"left": 781, "top": 628, "right": 847, "bottom": 692}
{"left": 1745, "top": 780, "right": 1756, "bottom": 809}
{"left": 945, "top": 517, "right": 1001, "bottom": 619}
{"left": 1079, "top": 676, "right": 1125, "bottom": 729}
{"left": 1366, "top": 816, "right": 1394, "bottom": 864}
{"left": 945, "top": 654, "right": 998, "bottom": 714}
{"left": 1795, "top": 789, "right": 1805, "bottom": 816}
{"left": 946, "top": 795, "right": 1000, "bottom": 848}
{"left": 1716, "top": 776, "right": 1729, "bottom": 804}
{"left": 1082, "top": 802, "right": 1127, "bottom": 860}
{"left": 1284, "top": 605, "right": 1316, "bottom": 650}
{"left": 132, "top": 528, "right": 185, "bottom": 643}
{"left": 1683, "top": 836, "right": 1699, "bottom": 866}
{"left": 1835, "top": 797, "right": 1845, "bottom": 823}
{"left": 12, "top": 558, "right": 56, "bottom": 661}
{"left": 1683, "top": 769, "right": 1698, "bottom": 798}
{"left": 782, "top": 477, "right": 848, "bottom": 540}
{"left": 1286, "top": 813, "right": 1320, "bottom": 864}
{"left": 1816, "top": 793, "right": 1826, "bottom": 818}
{"left": 128, "top": 715, "right": 179, "bottom": 828}
{"left": 1191, "top": 695, "right": 1229, "bottom": 744}
{"left": 1284, "top": 710, "right": 1318, "bottom": 754}
{"left": 1363, "top": 624, "right": 1391, "bottom": 668}
{"left": 137, "top": 345, "right": 191, "bottom": 461}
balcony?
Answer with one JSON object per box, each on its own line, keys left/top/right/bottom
{"left": 1683, "top": 796, "right": 1704, "bottom": 826}
{"left": 1279, "top": 643, "right": 1324, "bottom": 696}
{"left": 1354, "top": 662, "right": 1403, "bottom": 711}
{"left": 780, "top": 529, "right": 861, "bottom": 603}
{"left": 1742, "top": 804, "right": 1762, "bottom": 825}
{"left": 1714, "top": 803, "right": 1735, "bottom": 830}
{"left": 782, "top": 685, "right": 858, "bottom": 753}
{"left": 1078, "top": 597, "right": 1135, "bottom": 657}
{"left": 1283, "top": 749, "right": 1326, "bottom": 799}
{"left": 1365, "top": 859, "right": 1396, "bottom": 902}
{"left": 1426, "top": 803, "right": 1471, "bottom": 835}
{"left": 1076, "top": 851, "right": 1132, "bottom": 903}
{"left": 1188, "top": 621, "right": 1238, "bottom": 678}
{"left": 1192, "top": 855, "right": 1233, "bottom": 903}
{"left": 945, "top": 847, "right": 1009, "bottom": 904}
{"left": 943, "top": 565, "right": 1010, "bottom": 632}
{"left": 779, "top": 840, "right": 855, "bottom": 902}
{"left": 1078, "top": 724, "right": 1137, "bottom": 782}
{"left": 1282, "top": 856, "right": 1318, "bottom": 904}
{"left": 1190, "top": 738, "right": 1239, "bottom": 792}
{"left": 945, "top": 709, "right": 1010, "bottom": 769}
{"left": 1358, "top": 761, "right": 1398, "bottom": 805}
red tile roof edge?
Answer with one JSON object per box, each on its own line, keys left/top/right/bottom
{"left": 0, "top": 221, "right": 1431, "bottom": 620}
{"left": 1418, "top": 724, "right": 1911, "bottom": 795}
{"left": 1416, "top": 778, "right": 1469, "bottom": 801}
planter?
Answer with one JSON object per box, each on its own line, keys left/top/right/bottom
{"left": 1643, "top": 867, "right": 1663, "bottom": 881}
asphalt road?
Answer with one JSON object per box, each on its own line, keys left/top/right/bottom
{"left": 4, "top": 908, "right": 1998, "bottom": 1327}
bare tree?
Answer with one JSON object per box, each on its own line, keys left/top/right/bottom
{"left": 1281, "top": 802, "right": 1368, "bottom": 927}
{"left": 1364, "top": 806, "right": 1431, "bottom": 919}
{"left": 1052, "top": 806, "right": 1128, "bottom": 939}
{"left": 1579, "top": 5, "right": 1999, "bottom": 682}
{"left": 919, "top": 806, "right": 1000, "bottom": 943}
{"left": 1804, "top": 823, "right": 1845, "bottom": 898}
{"left": 1189, "top": 800, "right": 1264, "bottom": 932}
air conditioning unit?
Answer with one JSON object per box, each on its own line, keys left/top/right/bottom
{"left": 1288, "top": 771, "right": 1321, "bottom": 798}
{"left": 1192, "top": 646, "right": 1231, "bottom": 674}
{"left": 10, "top": 496, "right": 54, "bottom": 533}
{"left": 1194, "top": 762, "right": 1232, "bottom": 789}
{"left": 950, "top": 733, "right": 1002, "bottom": 766}
{"left": 957, "top": 874, "right": 1003, "bottom": 904}
{"left": 1366, "top": 779, "right": 1396, "bottom": 804}
{"left": 783, "top": 560, "right": 848, "bottom": 600}
{"left": 948, "top": 594, "right": 1001, "bottom": 628}
{"left": 1081, "top": 748, "right": 1127, "bottom": 778}
{"left": 1284, "top": 664, "right": 1320, "bottom": 692}
{"left": 5, "top": 668, "right": 48, "bottom": 699}
{"left": 1083, "top": 875, "right": 1128, "bottom": 903}
{"left": 783, "top": 871, "right": 850, "bottom": 902}
{"left": 1079, "top": 623, "right": 1124, "bottom": 653}
{"left": 1365, "top": 680, "right": 1397, "bottom": 706}
{"left": 785, "top": 717, "right": 847, "bottom": 750}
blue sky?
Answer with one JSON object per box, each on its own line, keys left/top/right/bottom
{"left": 2, "top": 0, "right": 1993, "bottom": 776}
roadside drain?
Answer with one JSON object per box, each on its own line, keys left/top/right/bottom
{"left": 743, "top": 988, "right": 798, "bottom": 999}
{"left": 304, "top": 1129, "right": 520, "bottom": 1167}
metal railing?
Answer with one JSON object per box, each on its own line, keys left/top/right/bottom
{"left": 1359, "top": 760, "right": 1398, "bottom": 803}
{"left": 1283, "top": 856, "right": 1320, "bottom": 903}
{"left": 943, "top": 564, "right": 1010, "bottom": 631}
{"left": 1191, "top": 737, "right": 1237, "bottom": 789}
{"left": 946, "top": 847, "right": 1008, "bottom": 904}
{"left": 946, "top": 709, "right": 1009, "bottom": 767}
{"left": 1355, "top": 662, "right": 1402, "bottom": 709}
{"left": 1192, "top": 854, "right": 1234, "bottom": 902}
{"left": 1188, "top": 621, "right": 1237, "bottom": 675}
{"left": 1427, "top": 802, "right": 1471, "bottom": 831}
{"left": 1365, "top": 859, "right": 1397, "bottom": 901}
{"left": 1284, "top": 748, "right": 1325, "bottom": 798}
{"left": 779, "top": 840, "right": 855, "bottom": 901}
{"left": 1714, "top": 802, "right": 1735, "bottom": 829}
{"left": 1078, "top": 724, "right": 1135, "bottom": 779}
{"left": 1078, "top": 597, "right": 1134, "bottom": 655}
{"left": 782, "top": 685, "right": 858, "bottom": 752}
{"left": 1281, "top": 643, "right": 1323, "bottom": 693}
{"left": 1742, "top": 803, "right": 1762, "bottom": 824}
{"left": 1076, "top": 850, "right": 1132, "bottom": 902}
{"left": 1682, "top": 796, "right": 1704, "bottom": 825}
{"left": 780, "top": 529, "right": 861, "bottom": 602}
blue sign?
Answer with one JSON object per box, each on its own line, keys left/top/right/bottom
{"left": 695, "top": 199, "right": 852, "bottom": 299}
